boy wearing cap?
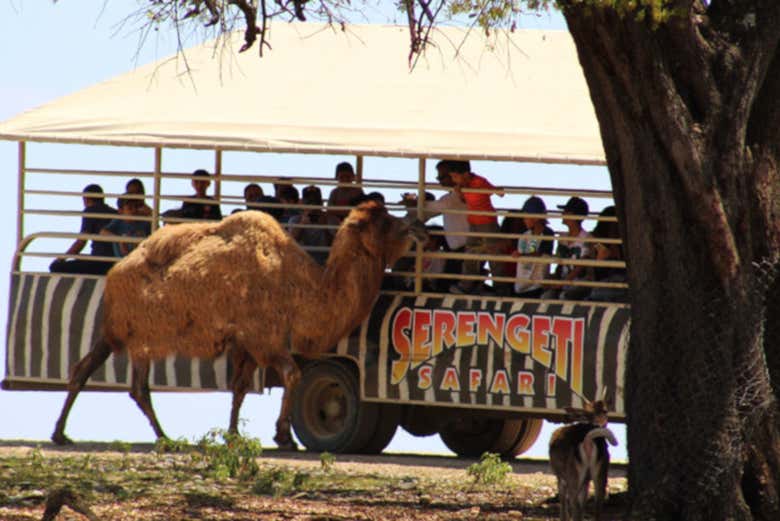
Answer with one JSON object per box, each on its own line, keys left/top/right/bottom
{"left": 447, "top": 160, "right": 503, "bottom": 294}
{"left": 511, "top": 195, "right": 555, "bottom": 298}
{"left": 545, "top": 196, "right": 591, "bottom": 300}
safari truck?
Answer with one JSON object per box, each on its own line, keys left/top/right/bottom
{"left": 0, "top": 24, "right": 628, "bottom": 457}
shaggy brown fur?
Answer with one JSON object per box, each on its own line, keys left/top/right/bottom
{"left": 51, "top": 202, "right": 426, "bottom": 448}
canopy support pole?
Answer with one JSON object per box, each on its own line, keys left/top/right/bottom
{"left": 414, "top": 158, "right": 426, "bottom": 293}
{"left": 152, "top": 148, "right": 162, "bottom": 232}
{"left": 17, "top": 141, "right": 26, "bottom": 248}
{"left": 214, "top": 149, "right": 223, "bottom": 201}
{"left": 355, "top": 155, "right": 364, "bottom": 183}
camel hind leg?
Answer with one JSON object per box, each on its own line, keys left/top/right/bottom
{"left": 51, "top": 337, "right": 113, "bottom": 445}
{"left": 228, "top": 346, "right": 258, "bottom": 434}
{"left": 269, "top": 351, "right": 300, "bottom": 450}
{"left": 128, "top": 359, "right": 167, "bottom": 440}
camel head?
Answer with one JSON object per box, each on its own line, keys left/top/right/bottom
{"left": 340, "top": 201, "right": 428, "bottom": 266}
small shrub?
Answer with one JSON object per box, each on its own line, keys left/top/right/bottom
{"left": 28, "top": 446, "right": 44, "bottom": 469}
{"left": 252, "top": 466, "right": 309, "bottom": 497}
{"left": 109, "top": 440, "right": 132, "bottom": 454}
{"left": 196, "top": 428, "right": 263, "bottom": 480}
{"left": 320, "top": 452, "right": 336, "bottom": 473}
{"left": 466, "top": 452, "right": 512, "bottom": 485}
{"left": 154, "top": 437, "right": 190, "bottom": 454}
{"left": 110, "top": 441, "right": 133, "bottom": 469}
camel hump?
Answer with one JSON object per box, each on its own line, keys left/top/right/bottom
{"left": 120, "top": 211, "right": 286, "bottom": 269}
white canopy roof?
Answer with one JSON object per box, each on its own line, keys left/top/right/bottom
{"left": 0, "top": 23, "right": 605, "bottom": 165}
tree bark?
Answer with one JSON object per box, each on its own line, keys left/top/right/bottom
{"left": 560, "top": 2, "right": 780, "bottom": 520}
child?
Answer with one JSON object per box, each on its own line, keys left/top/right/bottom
{"left": 101, "top": 194, "right": 152, "bottom": 257}
{"left": 544, "top": 196, "right": 591, "bottom": 300}
{"left": 511, "top": 196, "right": 555, "bottom": 298}
{"left": 327, "top": 162, "right": 365, "bottom": 223}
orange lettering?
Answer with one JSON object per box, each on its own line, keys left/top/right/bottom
{"left": 532, "top": 316, "right": 552, "bottom": 368}
{"left": 391, "top": 308, "right": 412, "bottom": 384}
{"left": 432, "top": 310, "right": 457, "bottom": 357}
{"left": 506, "top": 314, "right": 531, "bottom": 353}
{"left": 517, "top": 371, "right": 535, "bottom": 395}
{"left": 552, "top": 317, "right": 573, "bottom": 382}
{"left": 418, "top": 365, "right": 433, "bottom": 390}
{"left": 477, "top": 312, "right": 505, "bottom": 346}
{"left": 469, "top": 369, "right": 483, "bottom": 392}
{"left": 489, "top": 369, "right": 510, "bottom": 395}
{"left": 411, "top": 309, "right": 432, "bottom": 369}
{"left": 571, "top": 318, "right": 585, "bottom": 395}
{"left": 456, "top": 312, "right": 477, "bottom": 347}
{"left": 547, "top": 374, "right": 557, "bottom": 396}
{"left": 441, "top": 367, "right": 461, "bottom": 392}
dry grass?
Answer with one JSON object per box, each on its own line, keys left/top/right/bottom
{"left": 0, "top": 442, "right": 627, "bottom": 520}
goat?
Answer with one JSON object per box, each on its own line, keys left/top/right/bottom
{"left": 549, "top": 391, "right": 618, "bottom": 521}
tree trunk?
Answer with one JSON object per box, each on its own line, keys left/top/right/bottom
{"left": 560, "top": 2, "right": 780, "bottom": 520}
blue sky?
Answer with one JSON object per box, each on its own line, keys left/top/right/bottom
{"left": 0, "top": 1, "right": 627, "bottom": 459}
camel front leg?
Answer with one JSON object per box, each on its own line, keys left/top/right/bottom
{"left": 271, "top": 352, "right": 301, "bottom": 451}
{"left": 52, "top": 338, "right": 113, "bottom": 445}
{"left": 228, "top": 347, "right": 258, "bottom": 434}
{"left": 128, "top": 359, "right": 167, "bottom": 440}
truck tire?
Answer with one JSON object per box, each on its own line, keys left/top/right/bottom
{"left": 358, "top": 403, "right": 401, "bottom": 454}
{"left": 400, "top": 405, "right": 441, "bottom": 437}
{"left": 291, "top": 360, "right": 377, "bottom": 453}
{"left": 504, "top": 418, "right": 544, "bottom": 458}
{"left": 439, "top": 417, "right": 542, "bottom": 458}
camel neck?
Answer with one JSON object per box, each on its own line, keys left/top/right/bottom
{"left": 315, "top": 249, "right": 384, "bottom": 349}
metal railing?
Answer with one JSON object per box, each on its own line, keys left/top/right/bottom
{"left": 15, "top": 159, "right": 627, "bottom": 304}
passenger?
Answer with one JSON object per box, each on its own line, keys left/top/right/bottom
{"left": 393, "top": 225, "right": 447, "bottom": 292}
{"left": 327, "top": 162, "right": 365, "bottom": 223}
{"left": 100, "top": 194, "right": 152, "bottom": 257}
{"left": 447, "top": 160, "right": 503, "bottom": 294}
{"left": 232, "top": 182, "right": 285, "bottom": 221}
{"left": 233, "top": 183, "right": 262, "bottom": 213}
{"left": 273, "top": 177, "right": 292, "bottom": 198}
{"left": 288, "top": 185, "right": 334, "bottom": 265}
{"left": 163, "top": 169, "right": 222, "bottom": 221}
{"left": 258, "top": 195, "right": 284, "bottom": 221}
{"left": 49, "top": 184, "right": 117, "bottom": 275}
{"left": 401, "top": 160, "right": 469, "bottom": 289}
{"left": 277, "top": 184, "right": 300, "bottom": 224}
{"left": 511, "top": 196, "right": 555, "bottom": 298}
{"left": 543, "top": 196, "right": 591, "bottom": 300}
{"left": 494, "top": 214, "right": 528, "bottom": 296}
{"left": 124, "top": 178, "right": 153, "bottom": 217}
{"left": 587, "top": 206, "right": 628, "bottom": 302}
{"left": 243, "top": 183, "right": 264, "bottom": 209}
{"left": 421, "top": 226, "right": 448, "bottom": 292}
{"left": 365, "top": 191, "right": 386, "bottom": 205}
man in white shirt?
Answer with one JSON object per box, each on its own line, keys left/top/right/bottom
{"left": 402, "top": 160, "right": 470, "bottom": 283}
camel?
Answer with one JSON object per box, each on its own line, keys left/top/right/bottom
{"left": 51, "top": 201, "right": 427, "bottom": 448}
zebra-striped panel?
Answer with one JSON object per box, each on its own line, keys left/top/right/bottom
{"left": 4, "top": 273, "right": 263, "bottom": 392}
{"left": 358, "top": 294, "right": 629, "bottom": 417}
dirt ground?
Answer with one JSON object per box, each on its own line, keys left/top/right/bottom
{"left": 0, "top": 441, "right": 628, "bottom": 521}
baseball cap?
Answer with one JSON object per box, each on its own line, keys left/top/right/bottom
{"left": 520, "top": 196, "right": 546, "bottom": 214}
{"left": 557, "top": 196, "right": 589, "bottom": 216}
